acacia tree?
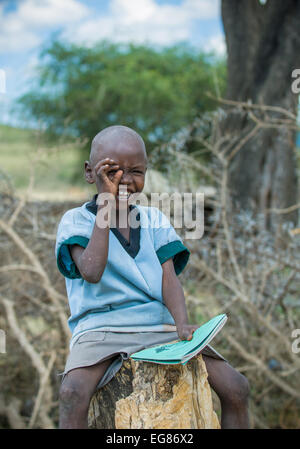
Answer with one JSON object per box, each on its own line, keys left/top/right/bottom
{"left": 19, "top": 41, "right": 226, "bottom": 158}
{"left": 221, "top": 0, "right": 300, "bottom": 230}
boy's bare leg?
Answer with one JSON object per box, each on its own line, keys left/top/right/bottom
{"left": 59, "top": 357, "right": 115, "bottom": 429}
{"left": 202, "top": 355, "right": 250, "bottom": 429}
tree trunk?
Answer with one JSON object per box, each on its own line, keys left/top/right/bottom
{"left": 88, "top": 355, "right": 220, "bottom": 429}
{"left": 221, "top": 0, "right": 300, "bottom": 231}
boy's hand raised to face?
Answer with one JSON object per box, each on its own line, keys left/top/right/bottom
{"left": 94, "top": 158, "right": 123, "bottom": 198}
{"left": 176, "top": 324, "right": 200, "bottom": 341}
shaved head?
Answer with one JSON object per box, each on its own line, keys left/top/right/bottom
{"left": 90, "top": 125, "right": 147, "bottom": 167}
{"left": 85, "top": 125, "right": 147, "bottom": 201}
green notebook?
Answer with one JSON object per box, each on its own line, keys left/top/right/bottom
{"left": 130, "top": 314, "right": 227, "bottom": 365}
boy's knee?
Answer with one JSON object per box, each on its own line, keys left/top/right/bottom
{"left": 227, "top": 372, "right": 250, "bottom": 406}
{"left": 215, "top": 366, "right": 250, "bottom": 408}
{"left": 59, "top": 380, "right": 90, "bottom": 408}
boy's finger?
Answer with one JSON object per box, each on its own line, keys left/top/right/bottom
{"left": 94, "top": 158, "right": 109, "bottom": 170}
{"left": 106, "top": 165, "right": 120, "bottom": 176}
{"left": 112, "top": 169, "right": 123, "bottom": 185}
{"left": 186, "top": 329, "right": 196, "bottom": 341}
{"left": 180, "top": 331, "right": 191, "bottom": 341}
{"left": 96, "top": 164, "right": 111, "bottom": 179}
{"left": 94, "top": 158, "right": 118, "bottom": 172}
{"left": 96, "top": 163, "right": 119, "bottom": 178}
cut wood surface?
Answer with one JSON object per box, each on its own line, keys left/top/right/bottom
{"left": 88, "top": 355, "right": 220, "bottom": 429}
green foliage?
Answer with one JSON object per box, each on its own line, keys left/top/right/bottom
{"left": 19, "top": 40, "right": 226, "bottom": 158}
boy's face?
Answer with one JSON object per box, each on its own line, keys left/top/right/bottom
{"left": 85, "top": 132, "right": 147, "bottom": 209}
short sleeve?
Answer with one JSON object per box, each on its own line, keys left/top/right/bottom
{"left": 151, "top": 208, "right": 190, "bottom": 275}
{"left": 55, "top": 208, "right": 92, "bottom": 279}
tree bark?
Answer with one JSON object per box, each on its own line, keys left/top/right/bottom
{"left": 221, "top": 0, "right": 300, "bottom": 230}
{"left": 88, "top": 355, "right": 220, "bottom": 429}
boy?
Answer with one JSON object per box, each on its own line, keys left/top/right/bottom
{"left": 55, "top": 125, "right": 250, "bottom": 429}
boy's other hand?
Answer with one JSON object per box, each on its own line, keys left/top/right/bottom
{"left": 94, "top": 158, "right": 123, "bottom": 197}
{"left": 176, "top": 324, "right": 199, "bottom": 341}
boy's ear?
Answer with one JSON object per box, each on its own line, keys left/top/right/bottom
{"left": 84, "top": 161, "right": 95, "bottom": 184}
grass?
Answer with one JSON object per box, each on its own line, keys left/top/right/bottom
{"left": 0, "top": 124, "right": 95, "bottom": 201}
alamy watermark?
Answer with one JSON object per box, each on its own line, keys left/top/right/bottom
{"left": 0, "top": 329, "right": 6, "bottom": 354}
{"left": 291, "top": 69, "right": 300, "bottom": 94}
{"left": 291, "top": 329, "right": 300, "bottom": 354}
{"left": 0, "top": 69, "right": 6, "bottom": 94}
{"left": 95, "top": 189, "right": 205, "bottom": 240}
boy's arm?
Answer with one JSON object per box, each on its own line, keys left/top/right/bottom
{"left": 70, "top": 157, "right": 124, "bottom": 284}
{"left": 69, "top": 204, "right": 111, "bottom": 283}
{"left": 162, "top": 258, "right": 199, "bottom": 340}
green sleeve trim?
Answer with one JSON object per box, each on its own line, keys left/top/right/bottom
{"left": 156, "top": 240, "right": 190, "bottom": 275}
{"left": 57, "top": 236, "right": 89, "bottom": 279}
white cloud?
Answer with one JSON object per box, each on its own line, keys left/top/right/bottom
{"left": 17, "top": 0, "right": 89, "bottom": 26}
{"left": 0, "top": 0, "right": 89, "bottom": 53}
{"left": 67, "top": 0, "right": 220, "bottom": 47}
{"left": 203, "top": 34, "right": 226, "bottom": 56}
{"left": 111, "top": 0, "right": 157, "bottom": 23}
{"left": 0, "top": 0, "right": 221, "bottom": 53}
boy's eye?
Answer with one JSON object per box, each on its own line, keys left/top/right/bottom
{"left": 107, "top": 169, "right": 143, "bottom": 176}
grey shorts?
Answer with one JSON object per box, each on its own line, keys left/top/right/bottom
{"left": 61, "top": 331, "right": 226, "bottom": 390}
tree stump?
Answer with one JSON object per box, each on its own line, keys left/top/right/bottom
{"left": 88, "top": 355, "right": 220, "bottom": 429}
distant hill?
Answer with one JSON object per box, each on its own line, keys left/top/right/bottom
{"left": 0, "top": 123, "right": 34, "bottom": 144}
{"left": 0, "top": 123, "right": 93, "bottom": 200}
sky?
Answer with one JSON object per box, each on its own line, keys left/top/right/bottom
{"left": 0, "top": 0, "right": 225, "bottom": 126}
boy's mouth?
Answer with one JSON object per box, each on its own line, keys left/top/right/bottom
{"left": 117, "top": 187, "right": 132, "bottom": 201}
{"left": 117, "top": 192, "right": 130, "bottom": 200}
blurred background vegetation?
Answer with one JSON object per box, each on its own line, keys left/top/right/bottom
{"left": 1, "top": 41, "right": 226, "bottom": 199}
